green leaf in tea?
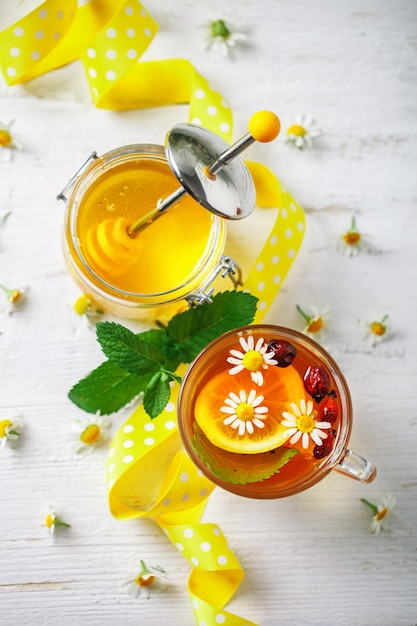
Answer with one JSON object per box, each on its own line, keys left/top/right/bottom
{"left": 192, "top": 424, "right": 299, "bottom": 485}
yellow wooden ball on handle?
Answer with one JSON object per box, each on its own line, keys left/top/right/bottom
{"left": 248, "top": 110, "right": 281, "bottom": 143}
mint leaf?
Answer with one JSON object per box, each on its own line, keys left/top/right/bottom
{"left": 68, "top": 360, "right": 154, "bottom": 415}
{"left": 164, "top": 291, "right": 258, "bottom": 363}
{"left": 192, "top": 424, "right": 299, "bottom": 485}
{"left": 143, "top": 371, "right": 172, "bottom": 419}
{"left": 96, "top": 323, "right": 174, "bottom": 376}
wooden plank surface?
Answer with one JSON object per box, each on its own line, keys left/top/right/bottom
{"left": 0, "top": 1, "right": 416, "bottom": 624}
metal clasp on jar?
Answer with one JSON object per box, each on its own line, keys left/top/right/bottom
{"left": 186, "top": 255, "right": 243, "bottom": 307}
{"left": 57, "top": 152, "right": 99, "bottom": 202}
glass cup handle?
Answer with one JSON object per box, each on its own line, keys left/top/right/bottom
{"left": 334, "top": 449, "right": 377, "bottom": 483}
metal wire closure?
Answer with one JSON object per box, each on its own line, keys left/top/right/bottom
{"left": 185, "top": 256, "right": 242, "bottom": 307}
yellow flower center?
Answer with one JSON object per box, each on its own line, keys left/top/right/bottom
{"left": 0, "top": 419, "right": 12, "bottom": 437}
{"left": 135, "top": 574, "right": 155, "bottom": 587}
{"left": 45, "top": 514, "right": 55, "bottom": 529}
{"left": 9, "top": 289, "right": 22, "bottom": 304}
{"left": 296, "top": 412, "right": 316, "bottom": 433}
{"left": 0, "top": 129, "right": 12, "bottom": 147}
{"left": 236, "top": 402, "right": 255, "bottom": 421}
{"left": 343, "top": 231, "right": 361, "bottom": 245}
{"left": 376, "top": 506, "right": 388, "bottom": 521}
{"left": 74, "top": 295, "right": 90, "bottom": 316}
{"left": 306, "top": 317, "right": 323, "bottom": 333}
{"left": 242, "top": 350, "right": 264, "bottom": 372}
{"left": 370, "top": 321, "right": 386, "bottom": 336}
{"left": 80, "top": 424, "right": 101, "bottom": 445}
{"left": 287, "top": 124, "right": 307, "bottom": 137}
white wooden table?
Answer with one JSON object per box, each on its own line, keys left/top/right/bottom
{"left": 1, "top": 1, "right": 416, "bottom": 624}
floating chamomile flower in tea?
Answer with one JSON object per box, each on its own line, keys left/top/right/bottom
{"left": 285, "top": 115, "right": 322, "bottom": 150}
{"left": 123, "top": 560, "right": 168, "bottom": 599}
{"left": 280, "top": 398, "right": 331, "bottom": 450}
{"left": 296, "top": 304, "right": 329, "bottom": 343}
{"left": 361, "top": 495, "right": 396, "bottom": 534}
{"left": 0, "top": 120, "right": 23, "bottom": 160}
{"left": 70, "top": 412, "right": 112, "bottom": 454}
{"left": 43, "top": 507, "right": 71, "bottom": 535}
{"left": 338, "top": 216, "right": 370, "bottom": 257}
{"left": 226, "top": 335, "right": 278, "bottom": 386}
{"left": 0, "top": 411, "right": 23, "bottom": 450}
{"left": 200, "top": 18, "right": 247, "bottom": 58}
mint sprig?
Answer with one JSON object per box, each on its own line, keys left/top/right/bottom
{"left": 69, "top": 291, "right": 258, "bottom": 419}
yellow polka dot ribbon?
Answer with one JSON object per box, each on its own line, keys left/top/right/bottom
{"left": 0, "top": 3, "right": 305, "bottom": 624}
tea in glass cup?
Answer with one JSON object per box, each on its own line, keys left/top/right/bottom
{"left": 177, "top": 324, "right": 376, "bottom": 498}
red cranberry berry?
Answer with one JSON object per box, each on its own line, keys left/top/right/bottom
{"left": 313, "top": 430, "right": 336, "bottom": 460}
{"left": 319, "top": 395, "right": 338, "bottom": 424}
{"left": 266, "top": 339, "right": 297, "bottom": 368}
{"left": 303, "top": 364, "right": 331, "bottom": 402}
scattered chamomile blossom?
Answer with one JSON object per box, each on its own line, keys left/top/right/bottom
{"left": 285, "top": 115, "right": 322, "bottom": 150}
{"left": 361, "top": 495, "right": 396, "bottom": 534}
{"left": 281, "top": 398, "right": 331, "bottom": 449}
{"left": 361, "top": 314, "right": 389, "bottom": 347}
{"left": 200, "top": 18, "right": 247, "bottom": 58}
{"left": 337, "top": 216, "right": 371, "bottom": 257}
{"left": 0, "top": 283, "right": 27, "bottom": 314}
{"left": 0, "top": 411, "right": 23, "bottom": 450}
{"left": 296, "top": 304, "right": 329, "bottom": 342}
{"left": 0, "top": 120, "right": 23, "bottom": 160}
{"left": 70, "top": 412, "right": 112, "bottom": 454}
{"left": 44, "top": 507, "right": 71, "bottom": 535}
{"left": 220, "top": 388, "right": 268, "bottom": 436}
{"left": 123, "top": 560, "right": 168, "bottom": 599}
{"left": 227, "top": 335, "right": 277, "bottom": 386}
{"left": 73, "top": 294, "right": 103, "bottom": 326}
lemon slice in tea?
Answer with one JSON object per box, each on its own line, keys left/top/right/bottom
{"left": 195, "top": 366, "right": 305, "bottom": 454}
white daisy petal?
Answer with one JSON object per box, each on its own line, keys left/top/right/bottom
{"left": 290, "top": 402, "right": 301, "bottom": 417}
{"left": 246, "top": 421, "right": 254, "bottom": 434}
{"left": 229, "top": 392, "right": 241, "bottom": 404}
{"left": 281, "top": 419, "right": 296, "bottom": 427}
{"left": 301, "top": 432, "right": 310, "bottom": 449}
{"left": 223, "top": 415, "right": 237, "bottom": 425}
{"left": 238, "top": 389, "right": 247, "bottom": 402}
{"left": 229, "top": 364, "right": 244, "bottom": 375}
{"left": 300, "top": 398, "right": 307, "bottom": 414}
{"left": 231, "top": 418, "right": 241, "bottom": 430}
{"left": 290, "top": 431, "right": 302, "bottom": 444}
{"left": 306, "top": 400, "right": 313, "bottom": 414}
{"left": 229, "top": 349, "right": 244, "bottom": 359}
{"left": 254, "top": 406, "right": 268, "bottom": 414}
{"left": 316, "top": 421, "right": 331, "bottom": 429}
{"left": 247, "top": 389, "right": 257, "bottom": 404}
{"left": 220, "top": 406, "right": 237, "bottom": 414}
{"left": 238, "top": 421, "right": 246, "bottom": 436}
{"left": 252, "top": 419, "right": 265, "bottom": 428}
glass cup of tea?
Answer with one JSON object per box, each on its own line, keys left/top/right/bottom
{"left": 177, "top": 324, "right": 376, "bottom": 499}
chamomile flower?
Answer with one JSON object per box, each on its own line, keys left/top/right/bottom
{"left": 0, "top": 283, "right": 27, "bottom": 314}
{"left": 337, "top": 217, "right": 371, "bottom": 257}
{"left": 73, "top": 294, "right": 103, "bottom": 326}
{"left": 200, "top": 18, "right": 247, "bottom": 58}
{"left": 361, "top": 314, "right": 389, "bottom": 347}
{"left": 123, "top": 560, "right": 167, "bottom": 599}
{"left": 285, "top": 115, "right": 322, "bottom": 150}
{"left": 44, "top": 506, "right": 71, "bottom": 535}
{"left": 220, "top": 388, "right": 268, "bottom": 436}
{"left": 0, "top": 120, "right": 23, "bottom": 160}
{"left": 0, "top": 411, "right": 23, "bottom": 450}
{"left": 70, "top": 413, "right": 112, "bottom": 454}
{"left": 361, "top": 495, "right": 396, "bottom": 534}
{"left": 281, "top": 398, "right": 331, "bottom": 449}
{"left": 227, "top": 335, "right": 277, "bottom": 386}
{"left": 296, "top": 304, "right": 329, "bottom": 342}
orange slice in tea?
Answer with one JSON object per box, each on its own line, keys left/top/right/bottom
{"left": 195, "top": 365, "right": 305, "bottom": 454}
